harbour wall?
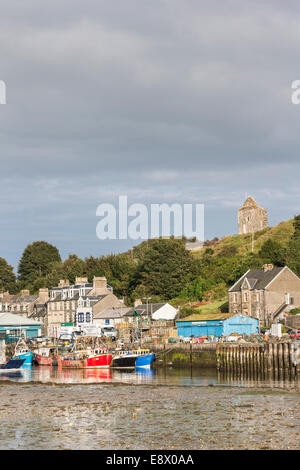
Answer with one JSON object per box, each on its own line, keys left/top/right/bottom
{"left": 151, "top": 343, "right": 217, "bottom": 368}
{"left": 150, "top": 342, "right": 300, "bottom": 379}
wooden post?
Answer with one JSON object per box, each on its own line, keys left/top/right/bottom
{"left": 225, "top": 346, "right": 229, "bottom": 372}
{"left": 288, "top": 342, "right": 294, "bottom": 379}
{"left": 266, "top": 343, "right": 272, "bottom": 378}
{"left": 273, "top": 342, "right": 278, "bottom": 380}
{"left": 253, "top": 346, "right": 257, "bottom": 378}
{"left": 242, "top": 346, "right": 246, "bottom": 378}
{"left": 246, "top": 346, "right": 250, "bottom": 376}
{"left": 278, "top": 343, "right": 283, "bottom": 379}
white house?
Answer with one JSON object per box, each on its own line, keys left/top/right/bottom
{"left": 124, "top": 303, "right": 178, "bottom": 322}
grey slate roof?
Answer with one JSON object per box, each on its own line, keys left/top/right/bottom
{"left": 93, "top": 307, "right": 131, "bottom": 320}
{"left": 0, "top": 312, "right": 41, "bottom": 326}
{"left": 123, "top": 303, "right": 168, "bottom": 317}
{"left": 229, "top": 267, "right": 285, "bottom": 292}
{"left": 5, "top": 295, "right": 39, "bottom": 304}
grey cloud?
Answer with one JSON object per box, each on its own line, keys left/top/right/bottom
{"left": 0, "top": 1, "right": 299, "bottom": 267}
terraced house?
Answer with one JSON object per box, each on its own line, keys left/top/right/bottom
{"left": 0, "top": 288, "right": 49, "bottom": 317}
{"left": 47, "top": 276, "right": 125, "bottom": 337}
{"left": 228, "top": 264, "right": 300, "bottom": 327}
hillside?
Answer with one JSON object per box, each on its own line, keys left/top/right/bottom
{"left": 191, "top": 219, "right": 294, "bottom": 258}
{"left": 10, "top": 216, "right": 300, "bottom": 314}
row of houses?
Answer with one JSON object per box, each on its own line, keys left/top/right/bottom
{"left": 0, "top": 276, "right": 178, "bottom": 338}
{"left": 0, "top": 264, "right": 299, "bottom": 340}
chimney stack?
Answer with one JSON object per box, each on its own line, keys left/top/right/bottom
{"left": 75, "top": 277, "right": 88, "bottom": 285}
{"left": 21, "top": 289, "right": 30, "bottom": 296}
{"left": 263, "top": 264, "right": 274, "bottom": 272}
{"left": 38, "top": 288, "right": 49, "bottom": 303}
{"left": 134, "top": 299, "right": 142, "bottom": 308}
{"left": 58, "top": 280, "right": 70, "bottom": 287}
{"left": 92, "top": 276, "right": 109, "bottom": 294}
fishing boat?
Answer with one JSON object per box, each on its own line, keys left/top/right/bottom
{"left": 111, "top": 349, "right": 137, "bottom": 369}
{"left": 13, "top": 338, "right": 34, "bottom": 365}
{"left": 0, "top": 358, "right": 25, "bottom": 373}
{"left": 134, "top": 349, "right": 156, "bottom": 369}
{"left": 111, "top": 348, "right": 155, "bottom": 369}
{"left": 61, "top": 347, "right": 112, "bottom": 369}
{"left": 34, "top": 346, "right": 61, "bottom": 366}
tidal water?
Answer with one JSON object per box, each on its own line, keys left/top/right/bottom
{"left": 0, "top": 366, "right": 299, "bottom": 450}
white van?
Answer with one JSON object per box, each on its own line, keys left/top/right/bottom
{"left": 101, "top": 326, "right": 117, "bottom": 340}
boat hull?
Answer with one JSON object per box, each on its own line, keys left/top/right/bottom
{"left": 61, "top": 354, "right": 112, "bottom": 369}
{"left": 0, "top": 358, "right": 25, "bottom": 371}
{"left": 34, "top": 354, "right": 53, "bottom": 366}
{"left": 13, "top": 351, "right": 34, "bottom": 365}
{"left": 135, "top": 354, "right": 155, "bottom": 369}
{"left": 111, "top": 355, "right": 136, "bottom": 369}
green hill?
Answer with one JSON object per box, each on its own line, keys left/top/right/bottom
{"left": 192, "top": 219, "right": 294, "bottom": 258}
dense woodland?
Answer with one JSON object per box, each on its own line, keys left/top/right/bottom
{"left": 1, "top": 215, "right": 300, "bottom": 307}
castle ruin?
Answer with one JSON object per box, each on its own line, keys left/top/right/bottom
{"left": 238, "top": 196, "right": 268, "bottom": 235}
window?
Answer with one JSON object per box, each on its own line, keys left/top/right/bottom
{"left": 233, "top": 294, "right": 237, "bottom": 303}
{"left": 244, "top": 292, "right": 248, "bottom": 302}
{"left": 78, "top": 312, "right": 84, "bottom": 323}
{"left": 86, "top": 312, "right": 91, "bottom": 322}
{"left": 256, "top": 292, "right": 260, "bottom": 302}
{"left": 105, "top": 319, "right": 110, "bottom": 325}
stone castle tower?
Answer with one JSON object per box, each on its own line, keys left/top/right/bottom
{"left": 238, "top": 196, "right": 268, "bottom": 235}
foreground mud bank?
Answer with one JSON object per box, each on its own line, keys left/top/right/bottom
{"left": 0, "top": 381, "right": 299, "bottom": 450}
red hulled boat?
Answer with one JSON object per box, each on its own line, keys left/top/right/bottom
{"left": 61, "top": 347, "right": 112, "bottom": 369}
{"left": 34, "top": 347, "right": 61, "bottom": 366}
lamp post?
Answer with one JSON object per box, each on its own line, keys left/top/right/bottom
{"left": 143, "top": 297, "right": 152, "bottom": 322}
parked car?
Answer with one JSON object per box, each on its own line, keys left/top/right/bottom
{"left": 101, "top": 327, "right": 117, "bottom": 340}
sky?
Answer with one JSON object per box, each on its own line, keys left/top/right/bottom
{"left": 0, "top": 0, "right": 300, "bottom": 271}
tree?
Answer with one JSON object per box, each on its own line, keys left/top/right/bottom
{"left": 258, "top": 239, "right": 286, "bottom": 266}
{"left": 62, "top": 254, "right": 85, "bottom": 283}
{"left": 130, "top": 238, "right": 193, "bottom": 300}
{"left": 284, "top": 215, "right": 300, "bottom": 275}
{"left": 0, "top": 257, "right": 17, "bottom": 293}
{"left": 18, "top": 241, "right": 61, "bottom": 285}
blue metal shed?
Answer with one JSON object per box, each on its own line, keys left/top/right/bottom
{"left": 176, "top": 313, "right": 258, "bottom": 338}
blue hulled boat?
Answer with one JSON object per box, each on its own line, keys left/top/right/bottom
{"left": 134, "top": 349, "right": 156, "bottom": 369}
{"left": 13, "top": 339, "right": 34, "bottom": 365}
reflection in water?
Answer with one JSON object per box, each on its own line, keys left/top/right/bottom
{"left": 0, "top": 365, "right": 299, "bottom": 390}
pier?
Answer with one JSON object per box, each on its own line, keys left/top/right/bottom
{"left": 216, "top": 342, "right": 300, "bottom": 380}
{"left": 150, "top": 341, "right": 300, "bottom": 380}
